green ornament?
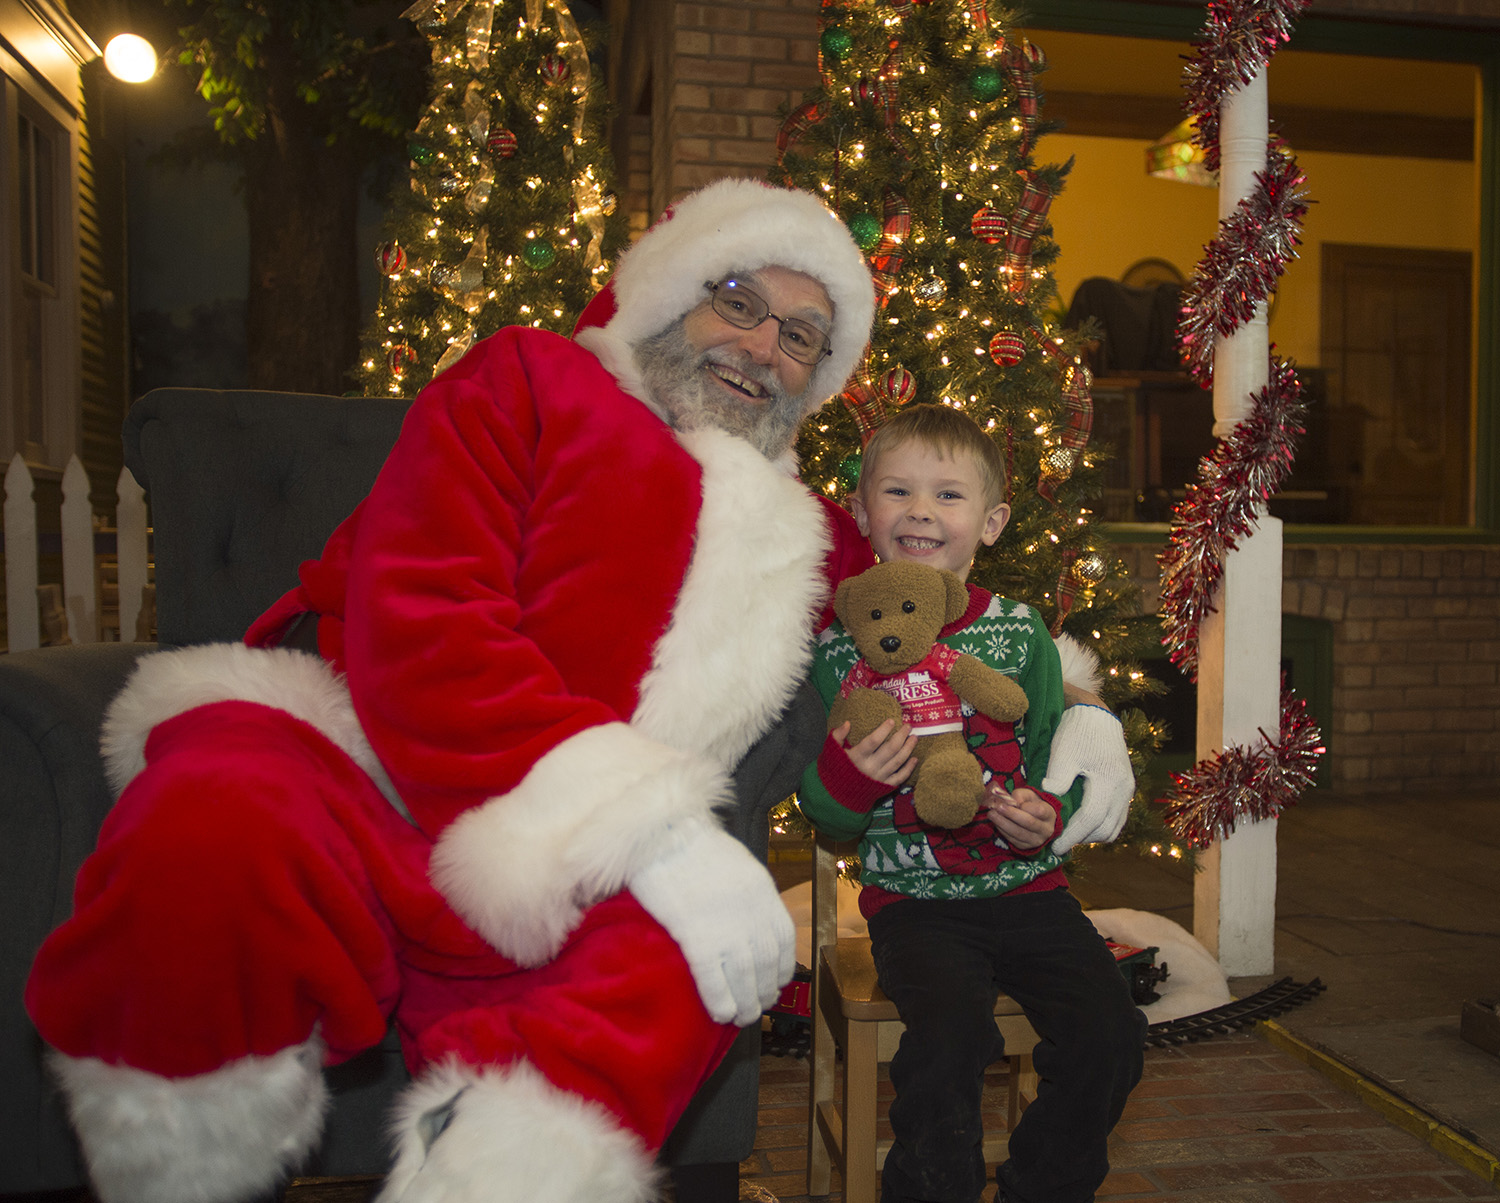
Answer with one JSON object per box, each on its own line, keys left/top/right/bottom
{"left": 846, "top": 212, "right": 881, "bottom": 251}
{"left": 820, "top": 27, "right": 853, "bottom": 60}
{"left": 408, "top": 142, "right": 434, "bottom": 166}
{"left": 838, "top": 453, "right": 862, "bottom": 491}
{"left": 969, "top": 65, "right": 1003, "bottom": 103}
{"left": 523, "top": 239, "right": 557, "bottom": 270}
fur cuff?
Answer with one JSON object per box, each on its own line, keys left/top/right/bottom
{"left": 1054, "top": 632, "right": 1103, "bottom": 696}
{"left": 378, "top": 1060, "right": 659, "bottom": 1203}
{"left": 49, "top": 1037, "right": 328, "bottom": 1203}
{"left": 429, "top": 722, "right": 731, "bottom": 967}
{"left": 100, "top": 643, "right": 401, "bottom": 810}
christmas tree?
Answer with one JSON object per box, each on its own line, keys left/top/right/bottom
{"left": 772, "top": 0, "right": 1175, "bottom": 857}
{"left": 355, "top": 0, "right": 625, "bottom": 397}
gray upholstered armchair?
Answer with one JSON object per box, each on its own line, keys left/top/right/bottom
{"left": 0, "top": 388, "right": 821, "bottom": 1200}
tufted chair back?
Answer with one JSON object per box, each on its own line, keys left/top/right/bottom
{"left": 124, "top": 388, "right": 412, "bottom": 648}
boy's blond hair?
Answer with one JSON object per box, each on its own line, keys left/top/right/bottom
{"left": 856, "top": 404, "right": 1009, "bottom": 509}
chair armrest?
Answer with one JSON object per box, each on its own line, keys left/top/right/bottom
{"left": 724, "top": 680, "right": 827, "bottom": 860}
{"left": 0, "top": 642, "right": 155, "bottom": 1192}
{"left": 659, "top": 682, "right": 825, "bottom": 1175}
{"left": 0, "top": 643, "right": 155, "bottom": 928}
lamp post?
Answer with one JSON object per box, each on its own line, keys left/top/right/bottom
{"left": 102, "top": 32, "right": 157, "bottom": 83}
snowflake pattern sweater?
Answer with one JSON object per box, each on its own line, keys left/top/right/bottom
{"left": 798, "top": 584, "right": 1082, "bottom": 917}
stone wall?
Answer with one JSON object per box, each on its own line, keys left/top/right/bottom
{"left": 1114, "top": 540, "right": 1500, "bottom": 793}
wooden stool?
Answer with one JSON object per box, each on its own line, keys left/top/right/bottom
{"left": 805, "top": 836, "right": 1039, "bottom": 1203}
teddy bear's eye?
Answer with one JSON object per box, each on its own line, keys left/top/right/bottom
{"left": 902, "top": 600, "right": 916, "bottom": 613}
{"left": 870, "top": 609, "right": 881, "bottom": 621}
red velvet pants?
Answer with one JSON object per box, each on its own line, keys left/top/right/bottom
{"left": 26, "top": 700, "right": 737, "bottom": 1149}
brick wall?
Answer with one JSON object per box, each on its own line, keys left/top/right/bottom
{"left": 651, "top": 0, "right": 821, "bottom": 210}
{"left": 621, "top": 113, "right": 653, "bottom": 241}
{"left": 1114, "top": 541, "right": 1500, "bottom": 793}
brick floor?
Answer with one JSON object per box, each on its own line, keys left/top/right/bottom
{"left": 744, "top": 1029, "right": 1500, "bottom": 1202}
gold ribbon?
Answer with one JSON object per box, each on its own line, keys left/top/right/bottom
{"left": 466, "top": 0, "right": 496, "bottom": 68}
{"left": 572, "top": 169, "right": 606, "bottom": 270}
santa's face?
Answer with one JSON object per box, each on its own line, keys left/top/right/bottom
{"left": 636, "top": 265, "right": 833, "bottom": 458}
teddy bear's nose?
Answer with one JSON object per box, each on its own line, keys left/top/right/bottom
{"left": 880, "top": 635, "right": 902, "bottom": 654}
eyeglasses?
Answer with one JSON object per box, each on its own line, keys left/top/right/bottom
{"left": 705, "top": 279, "right": 832, "bottom": 366}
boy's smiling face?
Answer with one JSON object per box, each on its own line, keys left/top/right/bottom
{"left": 851, "top": 439, "right": 1010, "bottom": 582}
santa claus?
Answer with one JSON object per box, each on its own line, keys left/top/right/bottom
{"left": 25, "top": 178, "right": 1132, "bottom": 1203}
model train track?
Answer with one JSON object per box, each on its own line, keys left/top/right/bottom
{"left": 1145, "top": 977, "right": 1326, "bottom": 1047}
{"left": 763, "top": 976, "right": 1327, "bottom": 1058}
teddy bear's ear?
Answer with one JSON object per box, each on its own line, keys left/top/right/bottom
{"left": 833, "top": 577, "right": 854, "bottom": 627}
{"left": 941, "top": 570, "right": 969, "bottom": 622}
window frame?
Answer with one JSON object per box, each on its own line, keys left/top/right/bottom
{"left": 1025, "top": 0, "right": 1500, "bottom": 542}
{"left": 1, "top": 46, "right": 83, "bottom": 475}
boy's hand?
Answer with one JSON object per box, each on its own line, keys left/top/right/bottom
{"left": 833, "top": 719, "right": 917, "bottom": 787}
{"left": 984, "top": 785, "right": 1055, "bottom": 850}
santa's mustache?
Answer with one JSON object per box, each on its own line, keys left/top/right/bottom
{"left": 698, "top": 351, "right": 789, "bottom": 402}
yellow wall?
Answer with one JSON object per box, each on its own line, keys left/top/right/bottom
{"left": 1041, "top": 131, "right": 1478, "bottom": 371}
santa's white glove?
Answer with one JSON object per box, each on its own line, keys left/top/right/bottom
{"left": 630, "top": 820, "right": 796, "bottom": 1027}
{"left": 1043, "top": 704, "right": 1135, "bottom": 856}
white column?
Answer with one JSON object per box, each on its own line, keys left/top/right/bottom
{"left": 1192, "top": 65, "right": 1281, "bottom": 976}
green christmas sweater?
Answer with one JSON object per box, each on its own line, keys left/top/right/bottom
{"left": 797, "top": 584, "right": 1082, "bottom": 915}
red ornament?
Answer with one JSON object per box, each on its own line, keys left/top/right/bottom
{"left": 376, "top": 241, "right": 406, "bottom": 276}
{"left": 970, "top": 206, "right": 1008, "bottom": 244}
{"left": 856, "top": 76, "right": 883, "bottom": 104}
{"left": 387, "top": 344, "right": 418, "bottom": 377}
{"left": 988, "top": 331, "right": 1025, "bottom": 366}
{"left": 881, "top": 365, "right": 916, "bottom": 406}
{"left": 487, "top": 129, "right": 518, "bottom": 159}
{"left": 540, "top": 54, "right": 571, "bottom": 85}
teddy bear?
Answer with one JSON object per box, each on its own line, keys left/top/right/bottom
{"left": 829, "top": 560, "right": 1031, "bottom": 829}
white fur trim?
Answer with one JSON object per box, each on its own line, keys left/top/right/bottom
{"left": 633, "top": 426, "right": 830, "bottom": 768}
{"left": 378, "top": 1059, "right": 659, "bottom": 1203}
{"left": 432, "top": 428, "right": 828, "bottom": 965}
{"left": 49, "top": 1037, "right": 328, "bottom": 1203}
{"left": 1054, "top": 632, "right": 1102, "bottom": 696}
{"left": 100, "top": 643, "right": 403, "bottom": 813}
{"left": 590, "top": 178, "right": 875, "bottom": 409}
{"left": 429, "top": 723, "right": 732, "bottom": 967}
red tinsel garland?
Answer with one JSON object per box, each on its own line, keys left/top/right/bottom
{"left": 1158, "top": 0, "right": 1322, "bottom": 847}
{"left": 1158, "top": 355, "right": 1305, "bottom": 680}
{"left": 1183, "top": 0, "right": 1308, "bottom": 173}
{"left": 1161, "top": 686, "right": 1325, "bottom": 847}
{"left": 1177, "top": 149, "right": 1310, "bottom": 386}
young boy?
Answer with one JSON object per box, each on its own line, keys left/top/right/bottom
{"left": 798, "top": 404, "right": 1145, "bottom": 1203}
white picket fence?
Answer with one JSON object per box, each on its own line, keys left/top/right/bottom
{"left": 3, "top": 453, "right": 150, "bottom": 652}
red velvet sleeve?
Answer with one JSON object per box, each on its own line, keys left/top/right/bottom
{"left": 336, "top": 329, "right": 701, "bottom": 839}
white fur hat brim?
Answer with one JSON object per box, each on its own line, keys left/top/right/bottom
{"left": 593, "top": 178, "right": 875, "bottom": 411}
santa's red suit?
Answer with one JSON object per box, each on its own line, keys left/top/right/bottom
{"left": 25, "top": 179, "right": 877, "bottom": 1203}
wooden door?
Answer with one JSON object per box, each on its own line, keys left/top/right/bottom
{"left": 1320, "top": 244, "right": 1471, "bottom": 525}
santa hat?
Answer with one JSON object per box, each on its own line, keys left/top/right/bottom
{"left": 574, "top": 178, "right": 875, "bottom": 413}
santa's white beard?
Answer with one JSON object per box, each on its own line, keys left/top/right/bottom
{"left": 635, "top": 321, "right": 808, "bottom": 460}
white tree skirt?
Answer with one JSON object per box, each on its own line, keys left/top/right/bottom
{"left": 780, "top": 883, "right": 1231, "bottom": 1025}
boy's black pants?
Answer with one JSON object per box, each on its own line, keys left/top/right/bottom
{"left": 868, "top": 888, "right": 1146, "bottom": 1203}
